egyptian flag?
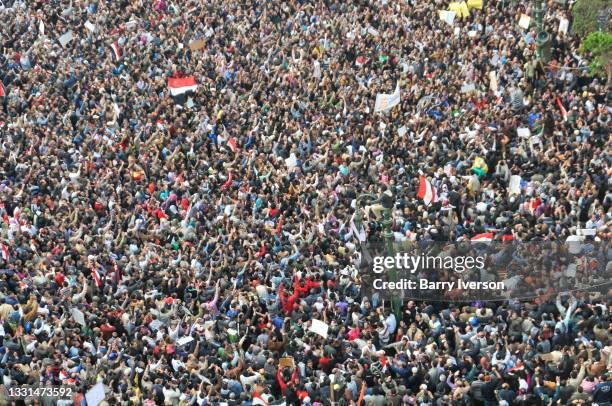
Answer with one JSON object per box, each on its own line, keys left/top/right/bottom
{"left": 471, "top": 232, "right": 493, "bottom": 243}
{"left": 91, "top": 267, "right": 102, "bottom": 288}
{"left": 257, "top": 242, "right": 266, "bottom": 258}
{"left": 111, "top": 258, "right": 121, "bottom": 285}
{"left": 168, "top": 77, "right": 197, "bottom": 96}
{"left": 556, "top": 97, "right": 568, "bottom": 122}
{"left": 252, "top": 393, "right": 269, "bottom": 406}
{"left": 508, "top": 362, "right": 525, "bottom": 374}
{"left": 227, "top": 137, "right": 237, "bottom": 154}
{"left": 417, "top": 175, "right": 438, "bottom": 205}
{"left": 221, "top": 170, "right": 232, "bottom": 189}
{"left": 1, "top": 243, "right": 8, "bottom": 262}
{"left": 109, "top": 41, "right": 122, "bottom": 62}
{"left": 168, "top": 76, "right": 197, "bottom": 105}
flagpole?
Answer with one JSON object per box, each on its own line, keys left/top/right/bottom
{"left": 355, "top": 193, "right": 401, "bottom": 320}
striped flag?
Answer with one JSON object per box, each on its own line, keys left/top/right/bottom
{"left": 221, "top": 170, "right": 233, "bottom": 189}
{"left": 167, "top": 77, "right": 198, "bottom": 97}
{"left": 471, "top": 232, "right": 493, "bottom": 243}
{"left": 109, "top": 41, "right": 122, "bottom": 62}
{"left": 417, "top": 175, "right": 438, "bottom": 205}
{"left": 227, "top": 137, "right": 237, "bottom": 154}
{"left": 1, "top": 243, "right": 8, "bottom": 262}
{"left": 112, "top": 259, "right": 121, "bottom": 285}
{"left": 556, "top": 97, "right": 568, "bottom": 122}
{"left": 91, "top": 267, "right": 102, "bottom": 288}
{"left": 252, "top": 393, "right": 269, "bottom": 406}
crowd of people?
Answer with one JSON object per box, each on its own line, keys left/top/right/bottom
{"left": 0, "top": 0, "right": 610, "bottom": 405}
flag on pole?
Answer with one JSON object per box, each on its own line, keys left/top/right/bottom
{"left": 1, "top": 243, "right": 8, "bottom": 262}
{"left": 417, "top": 175, "right": 438, "bottom": 205}
{"left": 556, "top": 97, "right": 568, "bottom": 122}
{"left": 471, "top": 233, "right": 493, "bottom": 243}
{"left": 109, "top": 41, "right": 122, "bottom": 62}
{"left": 167, "top": 77, "right": 198, "bottom": 96}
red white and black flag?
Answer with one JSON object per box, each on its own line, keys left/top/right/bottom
{"left": 111, "top": 258, "right": 121, "bottom": 285}
{"left": 168, "top": 77, "right": 197, "bottom": 96}
{"left": 109, "top": 41, "right": 122, "bottom": 62}
{"left": 91, "top": 267, "right": 102, "bottom": 288}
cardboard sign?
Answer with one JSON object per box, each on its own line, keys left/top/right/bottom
{"left": 518, "top": 14, "right": 531, "bottom": 30}
{"left": 279, "top": 357, "right": 295, "bottom": 369}
{"left": 189, "top": 39, "right": 206, "bottom": 51}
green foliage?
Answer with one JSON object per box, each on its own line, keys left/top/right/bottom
{"left": 580, "top": 32, "right": 612, "bottom": 77}
{"left": 572, "top": 0, "right": 609, "bottom": 37}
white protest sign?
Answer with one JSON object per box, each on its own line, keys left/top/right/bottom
{"left": 309, "top": 319, "right": 329, "bottom": 339}
{"left": 489, "top": 71, "right": 498, "bottom": 92}
{"left": 398, "top": 125, "right": 407, "bottom": 137}
{"left": 285, "top": 153, "right": 298, "bottom": 169}
{"left": 517, "top": 127, "right": 531, "bottom": 138}
{"left": 85, "top": 21, "right": 96, "bottom": 33}
{"left": 439, "top": 10, "right": 456, "bottom": 26}
{"left": 71, "top": 308, "right": 86, "bottom": 326}
{"left": 367, "top": 27, "right": 379, "bottom": 37}
{"left": 149, "top": 320, "right": 163, "bottom": 331}
{"left": 558, "top": 18, "right": 569, "bottom": 35}
{"left": 461, "top": 83, "right": 476, "bottom": 93}
{"left": 85, "top": 383, "right": 105, "bottom": 406}
{"left": 508, "top": 175, "right": 522, "bottom": 195}
{"left": 313, "top": 60, "right": 321, "bottom": 79}
{"left": 58, "top": 30, "right": 74, "bottom": 48}
{"left": 374, "top": 84, "right": 401, "bottom": 113}
{"left": 518, "top": 14, "right": 531, "bottom": 30}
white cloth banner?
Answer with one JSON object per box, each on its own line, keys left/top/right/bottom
{"left": 374, "top": 84, "right": 401, "bottom": 113}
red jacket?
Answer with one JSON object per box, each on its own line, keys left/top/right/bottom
{"left": 277, "top": 367, "right": 297, "bottom": 396}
